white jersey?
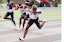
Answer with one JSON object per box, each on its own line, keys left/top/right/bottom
{"left": 29, "top": 13, "right": 39, "bottom": 19}
{"left": 28, "top": 8, "right": 40, "bottom": 19}
{"left": 19, "top": 8, "right": 29, "bottom": 14}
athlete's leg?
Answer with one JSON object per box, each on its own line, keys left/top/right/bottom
{"left": 23, "top": 16, "right": 28, "bottom": 28}
{"left": 19, "top": 15, "right": 23, "bottom": 28}
{"left": 40, "top": 21, "right": 46, "bottom": 29}
{"left": 35, "top": 19, "right": 46, "bottom": 29}
{"left": 19, "top": 12, "right": 26, "bottom": 28}
{"left": 19, "top": 24, "right": 31, "bottom": 40}
{"left": 34, "top": 19, "right": 41, "bottom": 29}
{"left": 23, "top": 19, "right": 33, "bottom": 39}
{"left": 11, "top": 12, "right": 16, "bottom": 26}
{"left": 23, "top": 24, "right": 31, "bottom": 39}
{"left": 4, "top": 12, "right": 11, "bottom": 20}
{"left": 19, "top": 19, "right": 33, "bottom": 40}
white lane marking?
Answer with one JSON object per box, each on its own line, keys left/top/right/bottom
{"left": 52, "top": 40, "right": 61, "bottom": 42}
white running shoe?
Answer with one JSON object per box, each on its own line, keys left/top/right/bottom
{"left": 15, "top": 26, "right": 20, "bottom": 30}
{"left": 19, "top": 38, "right": 25, "bottom": 41}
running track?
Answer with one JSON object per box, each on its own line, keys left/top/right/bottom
{"left": 0, "top": 7, "right": 61, "bottom": 42}
{"left": 0, "top": 20, "right": 61, "bottom": 42}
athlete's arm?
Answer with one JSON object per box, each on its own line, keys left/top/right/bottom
{"left": 15, "top": 6, "right": 19, "bottom": 10}
{"left": 36, "top": 11, "right": 41, "bottom": 14}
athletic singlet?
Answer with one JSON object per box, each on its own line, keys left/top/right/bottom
{"left": 19, "top": 3, "right": 29, "bottom": 14}
{"left": 28, "top": 8, "right": 40, "bottom": 19}
{"left": 7, "top": 4, "right": 13, "bottom": 12}
{"left": 28, "top": 12, "right": 39, "bottom": 19}
{"left": 19, "top": 8, "right": 29, "bottom": 14}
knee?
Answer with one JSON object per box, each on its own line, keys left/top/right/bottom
{"left": 4, "top": 17, "right": 5, "bottom": 19}
{"left": 19, "top": 18, "right": 21, "bottom": 20}
{"left": 19, "top": 17, "right": 22, "bottom": 20}
{"left": 4, "top": 17, "right": 6, "bottom": 19}
{"left": 25, "top": 28, "right": 29, "bottom": 31}
{"left": 25, "top": 24, "right": 30, "bottom": 30}
{"left": 24, "top": 17, "right": 28, "bottom": 20}
{"left": 38, "top": 26, "right": 41, "bottom": 29}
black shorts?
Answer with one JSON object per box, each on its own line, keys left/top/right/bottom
{"left": 21, "top": 12, "right": 26, "bottom": 19}
{"left": 26, "top": 14, "right": 29, "bottom": 18}
{"left": 5, "top": 12, "right": 14, "bottom": 18}
{"left": 28, "top": 18, "right": 41, "bottom": 28}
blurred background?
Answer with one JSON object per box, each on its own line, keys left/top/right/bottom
{"left": 0, "top": 0, "right": 61, "bottom": 7}
{"left": 0, "top": 0, "right": 61, "bottom": 23}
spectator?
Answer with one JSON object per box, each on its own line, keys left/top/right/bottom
{"left": 55, "top": 0, "right": 58, "bottom": 7}
{"left": 40, "top": 0, "right": 50, "bottom": 7}
{"left": 45, "top": 0, "right": 50, "bottom": 7}
{"left": 25, "top": 0, "right": 34, "bottom": 6}
{"left": 40, "top": 0, "right": 45, "bottom": 7}
{"left": 52, "top": 0, "right": 58, "bottom": 7}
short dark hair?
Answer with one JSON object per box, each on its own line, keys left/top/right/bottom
{"left": 19, "top": 4, "right": 21, "bottom": 6}
{"left": 33, "top": 7, "right": 37, "bottom": 11}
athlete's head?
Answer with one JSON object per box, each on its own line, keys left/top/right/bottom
{"left": 32, "top": 6, "right": 37, "bottom": 13}
{"left": 19, "top": 4, "right": 22, "bottom": 6}
{"left": 9, "top": 1, "right": 13, "bottom": 4}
